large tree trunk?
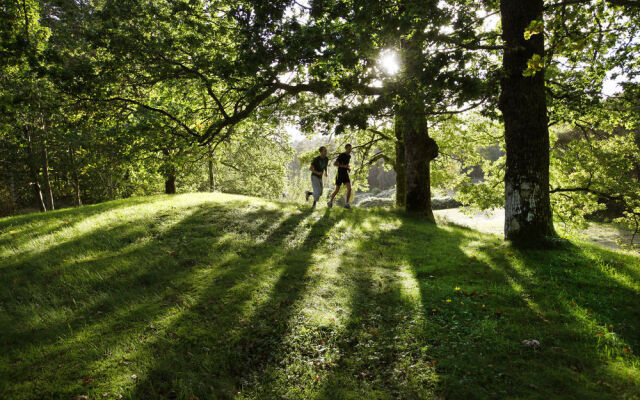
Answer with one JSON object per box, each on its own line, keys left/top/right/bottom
{"left": 499, "top": 0, "right": 555, "bottom": 244}
{"left": 162, "top": 149, "right": 177, "bottom": 194}
{"left": 207, "top": 145, "right": 215, "bottom": 192}
{"left": 394, "top": 115, "right": 406, "bottom": 208}
{"left": 397, "top": 34, "right": 438, "bottom": 220}
{"left": 42, "top": 138, "right": 55, "bottom": 210}
{"left": 24, "top": 127, "right": 47, "bottom": 212}
{"left": 398, "top": 99, "right": 438, "bottom": 221}
{"left": 68, "top": 146, "right": 82, "bottom": 206}
{"left": 165, "top": 174, "right": 176, "bottom": 194}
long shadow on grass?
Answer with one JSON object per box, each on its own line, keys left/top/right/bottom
{"left": 309, "top": 213, "right": 473, "bottom": 399}
{"left": 235, "top": 210, "right": 463, "bottom": 399}
{"left": 314, "top": 216, "right": 639, "bottom": 400}
{"left": 476, "top": 242, "right": 640, "bottom": 399}
{"left": 0, "top": 199, "right": 313, "bottom": 399}
{"left": 4, "top": 202, "right": 637, "bottom": 399}
{"left": 0, "top": 195, "right": 161, "bottom": 250}
{"left": 0, "top": 195, "right": 157, "bottom": 228}
{"left": 127, "top": 208, "right": 336, "bottom": 399}
{"left": 396, "top": 221, "right": 640, "bottom": 399}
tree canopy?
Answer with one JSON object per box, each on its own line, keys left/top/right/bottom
{"left": 1, "top": 0, "right": 638, "bottom": 246}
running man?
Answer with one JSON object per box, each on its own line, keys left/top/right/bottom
{"left": 305, "top": 146, "right": 329, "bottom": 207}
{"left": 328, "top": 143, "right": 352, "bottom": 209}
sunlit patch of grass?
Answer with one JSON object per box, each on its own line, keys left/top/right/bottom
{"left": 1, "top": 194, "right": 639, "bottom": 399}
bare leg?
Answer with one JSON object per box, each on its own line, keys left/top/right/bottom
{"left": 329, "top": 184, "right": 341, "bottom": 203}
{"left": 345, "top": 182, "right": 352, "bottom": 204}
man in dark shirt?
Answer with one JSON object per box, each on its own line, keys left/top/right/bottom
{"left": 328, "top": 143, "right": 353, "bottom": 209}
{"left": 305, "top": 146, "right": 329, "bottom": 207}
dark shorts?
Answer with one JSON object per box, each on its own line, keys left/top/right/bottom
{"left": 336, "top": 169, "right": 350, "bottom": 186}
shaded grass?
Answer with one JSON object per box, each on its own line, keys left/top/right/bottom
{"left": 1, "top": 193, "right": 639, "bottom": 399}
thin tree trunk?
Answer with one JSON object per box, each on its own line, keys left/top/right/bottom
{"left": 108, "top": 168, "right": 115, "bottom": 199}
{"left": 68, "top": 146, "right": 82, "bottom": 206}
{"left": 42, "top": 137, "right": 55, "bottom": 210}
{"left": 499, "top": 0, "right": 555, "bottom": 244}
{"left": 8, "top": 170, "right": 17, "bottom": 213}
{"left": 24, "top": 126, "right": 46, "bottom": 212}
{"left": 394, "top": 115, "right": 406, "bottom": 208}
{"left": 208, "top": 145, "right": 215, "bottom": 192}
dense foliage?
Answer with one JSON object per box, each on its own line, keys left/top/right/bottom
{"left": 1, "top": 0, "right": 638, "bottom": 245}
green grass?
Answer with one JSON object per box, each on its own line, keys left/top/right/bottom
{"left": 1, "top": 193, "right": 639, "bottom": 400}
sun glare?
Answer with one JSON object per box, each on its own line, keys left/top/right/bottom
{"left": 379, "top": 50, "right": 400, "bottom": 75}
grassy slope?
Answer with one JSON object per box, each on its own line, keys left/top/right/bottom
{"left": 1, "top": 193, "right": 639, "bottom": 400}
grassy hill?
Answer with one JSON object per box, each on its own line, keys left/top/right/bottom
{"left": 1, "top": 193, "right": 639, "bottom": 400}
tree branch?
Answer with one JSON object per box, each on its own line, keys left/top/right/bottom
{"left": 367, "top": 128, "right": 393, "bottom": 141}
{"left": 549, "top": 186, "right": 622, "bottom": 200}
{"left": 158, "top": 55, "right": 230, "bottom": 119}
{"left": 545, "top": 0, "right": 640, "bottom": 10}
{"left": 104, "top": 96, "right": 197, "bottom": 139}
{"left": 431, "top": 100, "right": 486, "bottom": 115}
{"left": 201, "top": 85, "right": 278, "bottom": 144}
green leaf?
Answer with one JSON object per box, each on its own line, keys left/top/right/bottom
{"left": 524, "top": 19, "right": 544, "bottom": 40}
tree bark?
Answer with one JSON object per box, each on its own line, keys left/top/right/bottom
{"left": 42, "top": 137, "right": 55, "bottom": 210}
{"left": 162, "top": 149, "right": 177, "bottom": 194}
{"left": 394, "top": 115, "right": 406, "bottom": 208}
{"left": 207, "top": 145, "right": 215, "bottom": 192}
{"left": 8, "top": 170, "right": 17, "bottom": 213}
{"left": 107, "top": 172, "right": 114, "bottom": 199}
{"left": 24, "top": 126, "right": 47, "bottom": 212}
{"left": 398, "top": 98, "right": 438, "bottom": 221}
{"left": 165, "top": 173, "right": 177, "bottom": 194}
{"left": 68, "top": 146, "right": 82, "bottom": 206}
{"left": 499, "top": 0, "right": 555, "bottom": 244}
{"left": 396, "top": 34, "right": 438, "bottom": 221}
